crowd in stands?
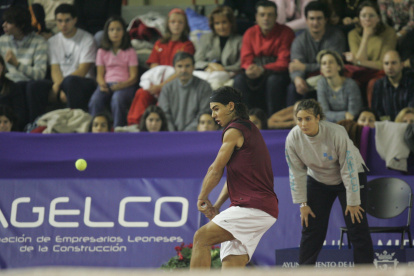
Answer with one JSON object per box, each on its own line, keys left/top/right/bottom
{"left": 0, "top": 0, "right": 413, "bottom": 134}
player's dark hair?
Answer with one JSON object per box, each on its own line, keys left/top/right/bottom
{"left": 211, "top": 86, "right": 249, "bottom": 120}
{"left": 295, "top": 99, "right": 325, "bottom": 120}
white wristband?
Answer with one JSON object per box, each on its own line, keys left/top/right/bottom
{"left": 300, "top": 202, "right": 307, "bottom": 208}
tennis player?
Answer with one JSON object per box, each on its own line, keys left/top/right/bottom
{"left": 285, "top": 99, "right": 373, "bottom": 265}
{"left": 190, "top": 86, "right": 278, "bottom": 269}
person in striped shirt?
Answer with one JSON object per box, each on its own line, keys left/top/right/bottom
{"left": 0, "top": 5, "right": 48, "bottom": 130}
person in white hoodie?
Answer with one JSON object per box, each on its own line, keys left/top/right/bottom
{"left": 285, "top": 99, "right": 373, "bottom": 265}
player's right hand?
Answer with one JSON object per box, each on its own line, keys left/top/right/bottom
{"left": 197, "top": 199, "right": 216, "bottom": 220}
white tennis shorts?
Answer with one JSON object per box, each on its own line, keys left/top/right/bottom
{"left": 212, "top": 206, "right": 276, "bottom": 262}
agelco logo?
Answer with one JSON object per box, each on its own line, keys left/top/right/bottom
{"left": 0, "top": 196, "right": 188, "bottom": 228}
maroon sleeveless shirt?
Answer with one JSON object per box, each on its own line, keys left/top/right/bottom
{"left": 223, "top": 119, "right": 279, "bottom": 218}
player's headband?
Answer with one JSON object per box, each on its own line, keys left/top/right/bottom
{"left": 210, "top": 92, "right": 241, "bottom": 105}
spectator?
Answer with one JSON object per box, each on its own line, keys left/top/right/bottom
{"left": 273, "top": 0, "right": 316, "bottom": 31}
{"left": 287, "top": 1, "right": 346, "bottom": 106}
{"left": 345, "top": 1, "right": 396, "bottom": 70}
{"left": 233, "top": 0, "right": 295, "bottom": 116}
{"left": 32, "top": 0, "right": 73, "bottom": 33}
{"left": 139, "top": 105, "right": 168, "bottom": 132}
{"left": 158, "top": 52, "right": 212, "bottom": 131}
{"left": 26, "top": 3, "right": 97, "bottom": 123}
{"left": 194, "top": 6, "right": 242, "bottom": 89}
{"left": 372, "top": 50, "right": 414, "bottom": 121}
{"left": 316, "top": 49, "right": 362, "bottom": 122}
{"left": 344, "top": 1, "right": 396, "bottom": 105}
{"left": 355, "top": 107, "right": 378, "bottom": 128}
{"left": 395, "top": 107, "right": 414, "bottom": 124}
{"left": 0, "top": 54, "right": 24, "bottom": 130}
{"left": 88, "top": 16, "right": 138, "bottom": 128}
{"left": 0, "top": 6, "right": 48, "bottom": 130}
{"left": 197, "top": 113, "right": 219, "bottom": 132}
{"left": 0, "top": 0, "right": 28, "bottom": 36}
{"left": 127, "top": 8, "right": 195, "bottom": 126}
{"left": 89, "top": 112, "right": 112, "bottom": 133}
{"left": 267, "top": 100, "right": 301, "bottom": 129}
{"left": 249, "top": 108, "right": 268, "bottom": 130}
{"left": 195, "top": 6, "right": 241, "bottom": 73}
{"left": 378, "top": 0, "right": 414, "bottom": 64}
{"left": 0, "top": 105, "right": 16, "bottom": 132}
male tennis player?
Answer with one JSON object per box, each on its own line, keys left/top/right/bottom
{"left": 190, "top": 86, "right": 278, "bottom": 269}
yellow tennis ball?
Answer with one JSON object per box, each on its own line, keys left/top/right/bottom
{"left": 75, "top": 159, "right": 87, "bottom": 171}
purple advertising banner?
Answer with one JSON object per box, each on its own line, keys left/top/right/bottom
{"left": 0, "top": 130, "right": 413, "bottom": 269}
{"left": 276, "top": 247, "right": 414, "bottom": 269}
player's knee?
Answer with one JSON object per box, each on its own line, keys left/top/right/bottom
{"left": 193, "top": 228, "right": 206, "bottom": 244}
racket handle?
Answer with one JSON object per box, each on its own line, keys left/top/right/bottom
{"left": 200, "top": 202, "right": 207, "bottom": 209}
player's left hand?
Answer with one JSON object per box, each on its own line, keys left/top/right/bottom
{"left": 345, "top": 205, "right": 364, "bottom": 224}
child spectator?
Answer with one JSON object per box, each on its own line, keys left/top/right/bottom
{"left": 355, "top": 107, "right": 378, "bottom": 128}
{"left": 139, "top": 105, "right": 168, "bottom": 132}
{"left": 88, "top": 16, "right": 138, "bottom": 128}
{"left": 127, "top": 8, "right": 195, "bottom": 126}
{"left": 89, "top": 112, "right": 112, "bottom": 133}
{"left": 316, "top": 49, "right": 362, "bottom": 122}
{"left": 0, "top": 105, "right": 16, "bottom": 132}
{"left": 249, "top": 108, "right": 268, "bottom": 130}
{"left": 395, "top": 107, "right": 414, "bottom": 124}
{"left": 197, "top": 113, "right": 219, "bottom": 132}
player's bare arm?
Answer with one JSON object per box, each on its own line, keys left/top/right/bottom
{"left": 197, "top": 128, "right": 243, "bottom": 213}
